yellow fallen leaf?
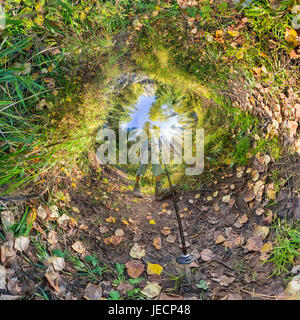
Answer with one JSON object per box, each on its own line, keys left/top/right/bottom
{"left": 216, "top": 30, "right": 223, "bottom": 38}
{"left": 261, "top": 242, "right": 273, "bottom": 253}
{"left": 147, "top": 262, "right": 163, "bottom": 275}
{"left": 285, "top": 28, "right": 298, "bottom": 47}
{"left": 106, "top": 216, "right": 116, "bottom": 223}
{"left": 228, "top": 28, "right": 239, "bottom": 37}
{"left": 122, "top": 219, "right": 129, "bottom": 225}
{"left": 149, "top": 219, "right": 156, "bottom": 225}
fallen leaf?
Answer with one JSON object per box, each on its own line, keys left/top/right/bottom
{"left": 222, "top": 195, "right": 231, "bottom": 203}
{"left": 115, "top": 229, "right": 124, "bottom": 237}
{"left": 71, "top": 241, "right": 86, "bottom": 254}
{"left": 45, "top": 268, "right": 64, "bottom": 294}
{"left": 99, "top": 225, "right": 109, "bottom": 234}
{"left": 266, "top": 183, "right": 276, "bottom": 200}
{"left": 261, "top": 242, "right": 273, "bottom": 253}
{"left": 200, "top": 249, "right": 215, "bottom": 261}
{"left": 161, "top": 227, "right": 171, "bottom": 236}
{"left": 245, "top": 235, "right": 263, "bottom": 252}
{"left": 103, "top": 235, "right": 123, "bottom": 246}
{"left": 228, "top": 28, "right": 239, "bottom": 37}
{"left": 129, "top": 243, "right": 146, "bottom": 259}
{"left": 141, "top": 282, "right": 161, "bottom": 299}
{"left": 49, "top": 205, "right": 59, "bottom": 220}
{"left": 125, "top": 260, "right": 144, "bottom": 278}
{"left": 122, "top": 219, "right": 129, "bottom": 225}
{"left": 153, "top": 237, "right": 161, "bottom": 250}
{"left": 45, "top": 256, "right": 65, "bottom": 271}
{"left": 1, "top": 211, "right": 14, "bottom": 230}
{"left": 84, "top": 284, "right": 102, "bottom": 300}
{"left": 254, "top": 225, "right": 269, "bottom": 240}
{"left": 238, "top": 214, "right": 248, "bottom": 225}
{"left": 7, "top": 277, "right": 22, "bottom": 295}
{"left": 166, "top": 234, "right": 176, "bottom": 243}
{"left": 162, "top": 203, "right": 169, "bottom": 209}
{"left": 117, "top": 282, "right": 134, "bottom": 296}
{"left": 149, "top": 219, "right": 156, "bottom": 225}
{"left": 212, "top": 275, "right": 235, "bottom": 286}
{"left": 47, "top": 230, "right": 59, "bottom": 245}
{"left": 14, "top": 236, "right": 30, "bottom": 252}
{"left": 252, "top": 170, "right": 259, "bottom": 181}
{"left": 37, "top": 206, "right": 48, "bottom": 220}
{"left": 57, "top": 214, "right": 70, "bottom": 228}
{"left": 244, "top": 191, "right": 255, "bottom": 202}
{"left": 285, "top": 28, "right": 298, "bottom": 47}
{"left": 105, "top": 216, "right": 116, "bottom": 223}
{"left": 147, "top": 262, "right": 163, "bottom": 275}
{"left": 277, "top": 276, "right": 300, "bottom": 300}
{"left": 215, "top": 234, "right": 226, "bottom": 244}
{"left": 255, "top": 208, "right": 265, "bottom": 216}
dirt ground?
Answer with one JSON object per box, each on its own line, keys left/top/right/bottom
{"left": 1, "top": 153, "right": 299, "bottom": 300}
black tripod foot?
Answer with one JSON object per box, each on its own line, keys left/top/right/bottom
{"left": 176, "top": 254, "right": 195, "bottom": 264}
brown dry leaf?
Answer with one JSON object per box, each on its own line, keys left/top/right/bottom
{"left": 115, "top": 229, "right": 124, "bottom": 237}
{"left": 47, "top": 230, "right": 59, "bottom": 245}
{"left": 7, "top": 277, "right": 22, "bottom": 295}
{"left": 166, "top": 234, "right": 176, "bottom": 243}
{"left": 200, "top": 249, "right": 215, "bottom": 262}
{"left": 215, "top": 234, "right": 226, "bottom": 244}
{"left": 159, "top": 292, "right": 184, "bottom": 300}
{"left": 45, "top": 268, "right": 64, "bottom": 294}
{"left": 290, "top": 49, "right": 300, "bottom": 59}
{"left": 49, "top": 205, "right": 59, "bottom": 220}
{"left": 266, "top": 183, "right": 276, "bottom": 200}
{"left": 223, "top": 234, "right": 244, "bottom": 249}
{"left": 99, "top": 225, "right": 109, "bottom": 234}
{"left": 161, "top": 227, "right": 171, "bottom": 236}
{"left": 244, "top": 191, "right": 255, "bottom": 202}
{"left": 254, "top": 225, "right": 269, "bottom": 240}
{"left": 153, "top": 237, "right": 161, "bottom": 250}
{"left": 238, "top": 214, "right": 248, "bottom": 225}
{"left": 103, "top": 235, "right": 123, "bottom": 246}
{"left": 252, "top": 170, "right": 259, "bottom": 181}
{"left": 125, "top": 260, "right": 144, "bottom": 278}
{"left": 147, "top": 263, "right": 163, "bottom": 275}
{"left": 1, "top": 211, "right": 14, "bottom": 230}
{"left": 255, "top": 208, "right": 265, "bottom": 216}
{"left": 14, "top": 236, "right": 30, "bottom": 252}
{"left": 57, "top": 214, "right": 70, "bottom": 228}
{"left": 276, "top": 276, "right": 300, "bottom": 300}
{"left": 262, "top": 210, "right": 274, "bottom": 225}
{"left": 84, "top": 284, "right": 102, "bottom": 300}
{"left": 71, "top": 241, "right": 86, "bottom": 254}
{"left": 162, "top": 203, "right": 169, "bottom": 209}
{"left": 226, "top": 293, "right": 243, "bottom": 300}
{"left": 141, "top": 282, "right": 161, "bottom": 299}
{"left": 212, "top": 275, "right": 235, "bottom": 287}
{"left": 37, "top": 206, "right": 48, "bottom": 220}
{"left": 117, "top": 282, "right": 134, "bottom": 296}
{"left": 129, "top": 243, "right": 145, "bottom": 259}
{"left": 45, "top": 256, "right": 65, "bottom": 272}
{"left": 245, "top": 235, "right": 263, "bottom": 252}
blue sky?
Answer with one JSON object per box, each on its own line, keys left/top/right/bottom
{"left": 123, "top": 95, "right": 181, "bottom": 138}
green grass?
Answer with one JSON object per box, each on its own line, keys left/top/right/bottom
{"left": 267, "top": 219, "right": 300, "bottom": 276}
